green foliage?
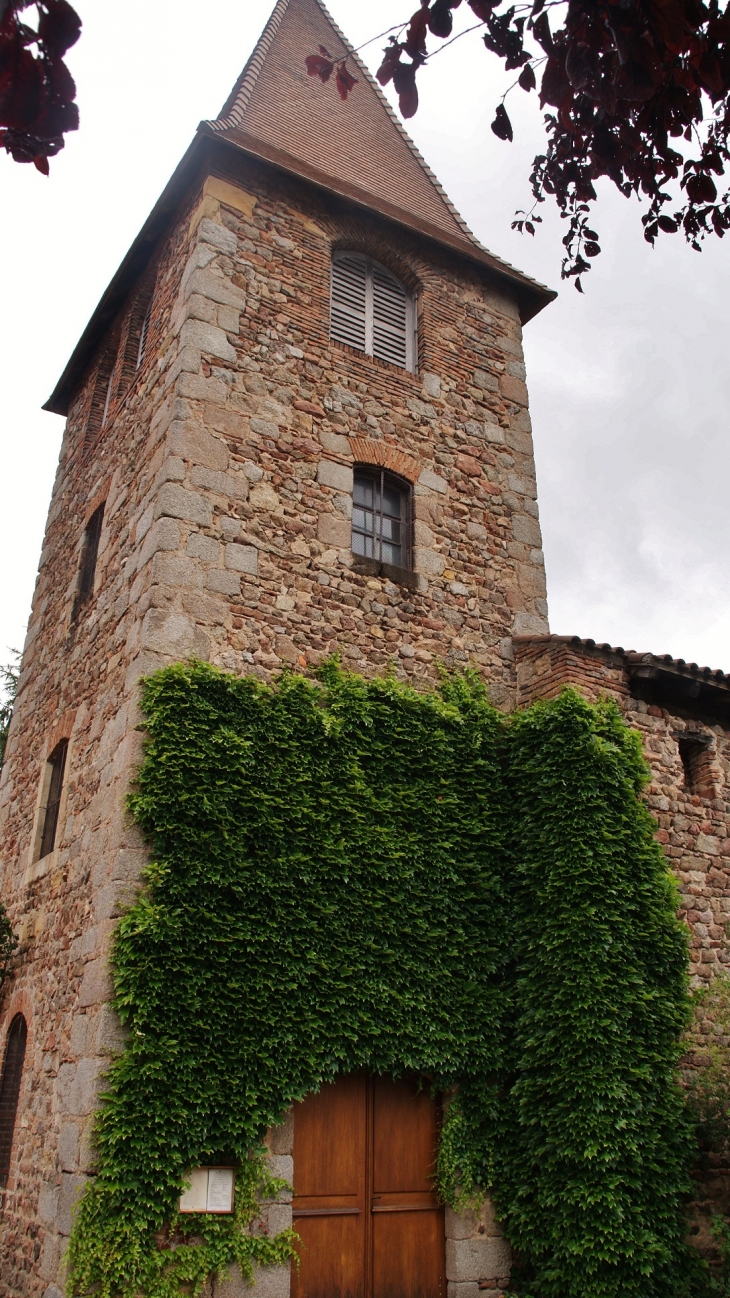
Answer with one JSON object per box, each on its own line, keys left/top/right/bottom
{"left": 492, "top": 691, "right": 694, "bottom": 1298}
{"left": 65, "top": 667, "right": 694, "bottom": 1298}
{"left": 0, "top": 650, "right": 19, "bottom": 769}
{"left": 67, "top": 661, "right": 509, "bottom": 1298}
{"left": 0, "top": 899, "right": 17, "bottom": 989}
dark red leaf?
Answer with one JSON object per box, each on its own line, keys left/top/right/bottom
{"left": 376, "top": 41, "right": 403, "bottom": 87}
{"left": 37, "top": 0, "right": 81, "bottom": 58}
{"left": 583, "top": 240, "right": 601, "bottom": 257}
{"left": 686, "top": 172, "right": 718, "bottom": 202}
{"left": 33, "top": 153, "right": 49, "bottom": 174}
{"left": 335, "top": 61, "right": 358, "bottom": 101}
{"left": 491, "top": 102, "right": 513, "bottom": 141}
{"left": 305, "top": 53, "right": 334, "bottom": 83}
{"left": 428, "top": 0, "right": 459, "bottom": 39}
{"left": 532, "top": 11, "right": 553, "bottom": 53}
{"left": 658, "top": 214, "right": 679, "bottom": 232}
{"left": 518, "top": 62, "right": 536, "bottom": 91}
{"left": 468, "top": 0, "right": 497, "bottom": 20}
{"left": 393, "top": 59, "right": 419, "bottom": 117}
{"left": 540, "top": 55, "right": 572, "bottom": 110}
{"left": 405, "top": 4, "right": 429, "bottom": 57}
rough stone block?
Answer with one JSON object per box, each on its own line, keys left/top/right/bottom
{"left": 188, "top": 532, "right": 220, "bottom": 562}
{"left": 197, "top": 217, "right": 237, "bottom": 255}
{"left": 78, "top": 959, "right": 114, "bottom": 1010}
{"left": 512, "top": 611, "right": 549, "bottom": 636}
{"left": 414, "top": 547, "right": 446, "bottom": 577}
{"left": 225, "top": 544, "right": 258, "bottom": 575}
{"left": 446, "top": 1236, "right": 511, "bottom": 1283}
{"left": 317, "top": 460, "right": 354, "bottom": 492}
{"left": 58, "top": 1173, "right": 87, "bottom": 1235}
{"left": 418, "top": 469, "right": 448, "bottom": 494}
{"left": 152, "top": 552, "right": 204, "bottom": 590}
{"left": 268, "top": 1108, "right": 294, "bottom": 1155}
{"left": 218, "top": 305, "right": 241, "bottom": 334}
{"left": 168, "top": 420, "right": 229, "bottom": 471}
{"left": 320, "top": 431, "right": 352, "bottom": 455}
{"left": 317, "top": 514, "right": 351, "bottom": 548}
{"left": 140, "top": 608, "right": 211, "bottom": 658}
{"left": 38, "top": 1182, "right": 59, "bottom": 1225}
{"left": 212, "top": 1262, "right": 289, "bottom": 1298}
{"left": 512, "top": 514, "right": 542, "bottom": 547}
{"left": 268, "top": 1154, "right": 294, "bottom": 1194}
{"left": 447, "top": 1284, "right": 480, "bottom": 1298}
{"left": 58, "top": 1123, "right": 80, "bottom": 1172}
{"left": 180, "top": 318, "right": 236, "bottom": 362}
{"left": 249, "top": 482, "right": 281, "bottom": 511}
{"left": 206, "top": 569, "right": 241, "bottom": 596}
{"left": 184, "top": 266, "right": 247, "bottom": 311}
{"left": 155, "top": 483, "right": 213, "bottom": 528}
{"left": 190, "top": 466, "right": 248, "bottom": 500}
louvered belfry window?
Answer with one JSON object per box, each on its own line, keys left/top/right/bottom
{"left": 0, "top": 1015, "right": 27, "bottom": 1190}
{"left": 330, "top": 253, "right": 416, "bottom": 371}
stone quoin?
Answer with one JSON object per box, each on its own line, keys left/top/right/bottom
{"left": 0, "top": 0, "right": 729, "bottom": 1294}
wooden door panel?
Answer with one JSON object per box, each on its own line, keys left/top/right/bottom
{"left": 291, "top": 1214, "right": 364, "bottom": 1298}
{"left": 372, "top": 1209, "right": 445, "bottom": 1298}
{"left": 292, "top": 1072, "right": 445, "bottom": 1297}
{"left": 293, "top": 1072, "right": 366, "bottom": 1197}
{"left": 372, "top": 1074, "right": 438, "bottom": 1194}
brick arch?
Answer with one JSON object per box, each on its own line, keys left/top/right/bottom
{"left": 349, "top": 438, "right": 422, "bottom": 484}
{"left": 324, "top": 216, "right": 425, "bottom": 296}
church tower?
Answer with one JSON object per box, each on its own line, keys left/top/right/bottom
{"left": 0, "top": 1, "right": 555, "bottom": 1293}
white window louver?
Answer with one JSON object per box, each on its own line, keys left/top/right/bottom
{"left": 330, "top": 253, "right": 415, "bottom": 371}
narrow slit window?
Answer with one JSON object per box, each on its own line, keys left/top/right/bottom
{"left": 39, "top": 739, "right": 68, "bottom": 860}
{"left": 330, "top": 252, "right": 416, "bottom": 371}
{"left": 352, "top": 467, "right": 411, "bottom": 570}
{"left": 74, "top": 503, "right": 105, "bottom": 615}
{"left": 137, "top": 302, "right": 152, "bottom": 369}
{"left": 0, "top": 1015, "right": 27, "bottom": 1190}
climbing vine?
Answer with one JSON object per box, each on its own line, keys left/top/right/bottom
{"left": 66, "top": 664, "right": 696, "bottom": 1298}
{"left": 493, "top": 693, "right": 696, "bottom": 1298}
{"left": 67, "top": 661, "right": 509, "bottom": 1297}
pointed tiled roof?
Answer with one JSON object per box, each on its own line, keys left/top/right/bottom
{"left": 202, "top": 0, "right": 553, "bottom": 305}
{"left": 44, "top": 0, "right": 554, "bottom": 416}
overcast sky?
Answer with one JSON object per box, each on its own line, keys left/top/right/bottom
{"left": 1, "top": 0, "right": 728, "bottom": 674}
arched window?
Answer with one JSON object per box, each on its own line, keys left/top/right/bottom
{"left": 38, "top": 740, "right": 68, "bottom": 860}
{"left": 0, "top": 1015, "right": 27, "bottom": 1189}
{"left": 330, "top": 253, "right": 416, "bottom": 371}
{"left": 72, "top": 502, "right": 105, "bottom": 619}
{"left": 352, "top": 466, "right": 411, "bottom": 571}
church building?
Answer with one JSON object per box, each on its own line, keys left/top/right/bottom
{"left": 1, "top": 1, "right": 730, "bottom": 1295}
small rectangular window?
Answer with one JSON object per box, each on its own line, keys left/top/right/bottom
{"left": 39, "top": 739, "right": 68, "bottom": 860}
{"left": 678, "top": 735, "right": 715, "bottom": 798}
{"left": 352, "top": 467, "right": 410, "bottom": 570}
{"left": 73, "top": 504, "right": 105, "bottom": 617}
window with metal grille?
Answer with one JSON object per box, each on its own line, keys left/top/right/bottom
{"left": 330, "top": 253, "right": 416, "bottom": 371}
{"left": 0, "top": 1015, "right": 27, "bottom": 1190}
{"left": 352, "top": 467, "right": 411, "bottom": 570}
{"left": 73, "top": 504, "right": 105, "bottom": 618}
{"left": 39, "top": 739, "right": 68, "bottom": 860}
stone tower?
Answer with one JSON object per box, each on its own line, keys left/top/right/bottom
{"left": 0, "top": 0, "right": 556, "bottom": 1293}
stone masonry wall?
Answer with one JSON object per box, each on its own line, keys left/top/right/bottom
{"left": 0, "top": 148, "right": 544, "bottom": 1295}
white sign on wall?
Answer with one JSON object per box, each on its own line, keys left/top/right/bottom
{"left": 179, "top": 1166, "right": 235, "bottom": 1214}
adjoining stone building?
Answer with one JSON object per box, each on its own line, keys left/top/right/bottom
{"left": 0, "top": 0, "right": 728, "bottom": 1295}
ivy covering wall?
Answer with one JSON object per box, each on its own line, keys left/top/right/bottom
{"left": 66, "top": 663, "right": 696, "bottom": 1298}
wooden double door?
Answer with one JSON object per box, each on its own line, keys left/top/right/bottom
{"left": 291, "top": 1072, "right": 445, "bottom": 1298}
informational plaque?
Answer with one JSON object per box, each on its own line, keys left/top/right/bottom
{"left": 179, "top": 1167, "right": 234, "bottom": 1214}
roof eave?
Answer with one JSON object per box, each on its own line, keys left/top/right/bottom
{"left": 44, "top": 125, "right": 555, "bottom": 418}
{"left": 204, "top": 123, "right": 556, "bottom": 323}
